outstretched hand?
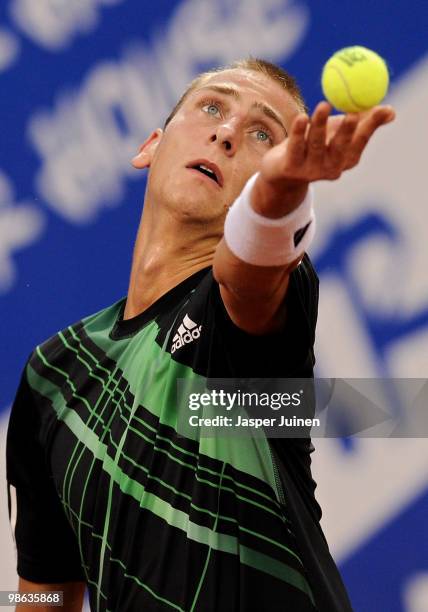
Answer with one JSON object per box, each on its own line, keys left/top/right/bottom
{"left": 253, "top": 101, "right": 396, "bottom": 217}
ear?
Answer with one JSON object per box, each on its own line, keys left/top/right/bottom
{"left": 131, "top": 128, "right": 163, "bottom": 169}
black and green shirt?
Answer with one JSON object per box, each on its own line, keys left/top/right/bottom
{"left": 7, "top": 258, "right": 352, "bottom": 611}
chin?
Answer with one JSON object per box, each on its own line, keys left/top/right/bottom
{"left": 163, "top": 187, "right": 225, "bottom": 224}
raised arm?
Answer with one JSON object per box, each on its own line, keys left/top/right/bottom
{"left": 213, "top": 102, "right": 395, "bottom": 334}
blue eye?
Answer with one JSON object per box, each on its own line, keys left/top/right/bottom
{"left": 256, "top": 130, "right": 270, "bottom": 142}
{"left": 203, "top": 103, "right": 220, "bottom": 116}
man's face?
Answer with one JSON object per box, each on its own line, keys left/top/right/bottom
{"left": 136, "top": 68, "right": 302, "bottom": 224}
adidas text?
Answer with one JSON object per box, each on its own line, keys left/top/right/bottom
{"left": 171, "top": 314, "right": 202, "bottom": 354}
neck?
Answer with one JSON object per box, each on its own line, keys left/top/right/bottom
{"left": 123, "top": 196, "right": 220, "bottom": 320}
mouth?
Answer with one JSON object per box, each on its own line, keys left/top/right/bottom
{"left": 186, "top": 160, "right": 223, "bottom": 187}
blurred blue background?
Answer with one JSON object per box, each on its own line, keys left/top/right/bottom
{"left": 1, "top": 1, "right": 427, "bottom": 609}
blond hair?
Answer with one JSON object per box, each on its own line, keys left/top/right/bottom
{"left": 164, "top": 57, "right": 307, "bottom": 127}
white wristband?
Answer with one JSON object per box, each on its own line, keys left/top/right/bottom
{"left": 223, "top": 173, "right": 315, "bottom": 267}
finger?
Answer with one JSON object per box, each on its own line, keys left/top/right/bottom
{"left": 380, "top": 105, "right": 396, "bottom": 123}
{"left": 286, "top": 113, "right": 309, "bottom": 166}
{"left": 345, "top": 106, "right": 396, "bottom": 168}
{"left": 359, "top": 104, "right": 396, "bottom": 124}
{"left": 327, "top": 113, "right": 359, "bottom": 169}
{"left": 306, "top": 102, "right": 331, "bottom": 164}
{"left": 326, "top": 114, "right": 346, "bottom": 142}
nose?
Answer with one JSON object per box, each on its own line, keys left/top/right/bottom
{"left": 210, "top": 120, "right": 239, "bottom": 156}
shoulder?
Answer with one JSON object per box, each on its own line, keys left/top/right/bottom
{"left": 28, "top": 298, "right": 125, "bottom": 369}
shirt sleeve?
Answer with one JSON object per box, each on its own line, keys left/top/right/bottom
{"left": 6, "top": 366, "right": 86, "bottom": 583}
{"left": 208, "top": 253, "right": 319, "bottom": 378}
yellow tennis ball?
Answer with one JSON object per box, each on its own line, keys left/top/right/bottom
{"left": 321, "top": 46, "right": 389, "bottom": 113}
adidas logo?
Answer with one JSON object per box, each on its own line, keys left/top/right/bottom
{"left": 171, "top": 314, "right": 202, "bottom": 354}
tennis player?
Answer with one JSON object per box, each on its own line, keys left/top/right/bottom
{"left": 7, "top": 58, "right": 395, "bottom": 611}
